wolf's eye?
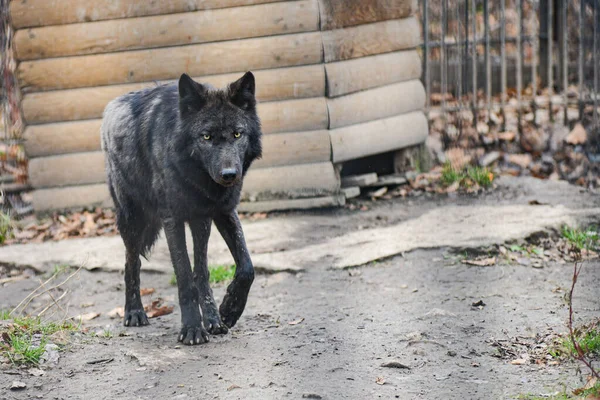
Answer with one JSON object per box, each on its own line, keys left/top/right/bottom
{"left": 234, "top": 132, "right": 241, "bottom": 139}
{"left": 203, "top": 134, "right": 211, "bottom": 140}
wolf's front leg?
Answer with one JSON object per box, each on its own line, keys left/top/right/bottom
{"left": 163, "top": 218, "right": 208, "bottom": 345}
{"left": 213, "top": 211, "right": 255, "bottom": 328}
{"left": 189, "top": 217, "right": 228, "bottom": 335}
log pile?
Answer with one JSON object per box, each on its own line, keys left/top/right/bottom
{"left": 10, "top": 0, "right": 427, "bottom": 211}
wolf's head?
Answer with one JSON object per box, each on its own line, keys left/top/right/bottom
{"left": 177, "top": 72, "right": 262, "bottom": 187}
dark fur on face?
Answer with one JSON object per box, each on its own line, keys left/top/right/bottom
{"left": 101, "top": 72, "right": 262, "bottom": 345}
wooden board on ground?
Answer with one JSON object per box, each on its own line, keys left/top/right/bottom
{"left": 364, "top": 174, "right": 408, "bottom": 188}
{"left": 321, "top": 17, "right": 421, "bottom": 63}
{"left": 318, "top": 0, "right": 416, "bottom": 30}
{"left": 9, "top": 0, "right": 283, "bottom": 29}
{"left": 15, "top": 1, "right": 319, "bottom": 60}
{"left": 341, "top": 186, "right": 360, "bottom": 199}
{"left": 325, "top": 50, "right": 421, "bottom": 97}
{"left": 329, "top": 111, "right": 428, "bottom": 163}
{"left": 341, "top": 173, "right": 378, "bottom": 188}
{"left": 243, "top": 162, "right": 339, "bottom": 195}
{"left": 327, "top": 80, "right": 425, "bottom": 129}
{"left": 238, "top": 195, "right": 345, "bottom": 213}
{"left": 17, "top": 32, "right": 323, "bottom": 92}
{"left": 22, "top": 65, "right": 326, "bottom": 124}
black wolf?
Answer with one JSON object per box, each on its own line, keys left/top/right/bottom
{"left": 101, "top": 72, "right": 262, "bottom": 345}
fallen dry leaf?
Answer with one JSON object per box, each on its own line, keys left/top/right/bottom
{"left": 375, "top": 376, "right": 386, "bottom": 385}
{"left": 144, "top": 299, "right": 174, "bottom": 318}
{"left": 107, "top": 307, "right": 124, "bottom": 319}
{"left": 510, "top": 359, "right": 527, "bottom": 365}
{"left": 227, "top": 384, "right": 241, "bottom": 391}
{"left": 565, "top": 123, "right": 587, "bottom": 145}
{"left": 77, "top": 312, "right": 100, "bottom": 322}
{"left": 498, "top": 131, "right": 516, "bottom": 141}
{"left": 288, "top": 318, "right": 305, "bottom": 326}
{"left": 507, "top": 153, "right": 533, "bottom": 169}
{"left": 461, "top": 257, "right": 496, "bottom": 267}
{"left": 140, "top": 288, "right": 155, "bottom": 296}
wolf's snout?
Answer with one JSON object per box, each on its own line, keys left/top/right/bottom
{"left": 220, "top": 168, "right": 238, "bottom": 183}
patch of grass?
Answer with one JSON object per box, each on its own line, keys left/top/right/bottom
{"left": 169, "top": 264, "right": 236, "bottom": 286}
{"left": 48, "top": 264, "right": 70, "bottom": 278}
{"left": 209, "top": 264, "right": 236, "bottom": 284}
{"left": 0, "top": 309, "right": 11, "bottom": 320}
{"left": 441, "top": 163, "right": 466, "bottom": 186}
{"left": 561, "top": 226, "right": 599, "bottom": 250}
{"left": 564, "top": 325, "right": 600, "bottom": 358}
{"left": 0, "top": 211, "right": 14, "bottom": 244}
{"left": 517, "top": 393, "right": 571, "bottom": 400}
{"left": 441, "top": 163, "right": 494, "bottom": 188}
{"left": 0, "top": 315, "right": 78, "bottom": 366}
{"left": 466, "top": 166, "right": 494, "bottom": 187}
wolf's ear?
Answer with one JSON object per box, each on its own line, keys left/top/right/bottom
{"left": 178, "top": 73, "right": 206, "bottom": 115}
{"left": 228, "top": 71, "right": 256, "bottom": 111}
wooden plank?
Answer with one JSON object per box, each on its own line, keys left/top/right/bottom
{"left": 328, "top": 80, "right": 425, "bottom": 129}
{"left": 22, "top": 65, "right": 326, "bottom": 124}
{"left": 32, "top": 184, "right": 112, "bottom": 211}
{"left": 330, "top": 111, "right": 428, "bottom": 163}
{"left": 15, "top": 1, "right": 319, "bottom": 60}
{"left": 325, "top": 50, "right": 421, "bottom": 97}
{"left": 24, "top": 119, "right": 102, "bottom": 158}
{"left": 238, "top": 194, "right": 345, "bottom": 213}
{"left": 260, "top": 98, "right": 328, "bottom": 134}
{"left": 10, "top": 0, "right": 284, "bottom": 29}
{"left": 318, "top": 0, "right": 416, "bottom": 30}
{"left": 322, "top": 17, "right": 421, "bottom": 63}
{"left": 24, "top": 97, "right": 329, "bottom": 157}
{"left": 243, "top": 162, "right": 339, "bottom": 195}
{"left": 17, "top": 32, "right": 323, "bottom": 92}
{"left": 341, "top": 186, "right": 360, "bottom": 199}
{"left": 341, "top": 173, "right": 377, "bottom": 188}
{"left": 31, "top": 184, "right": 345, "bottom": 212}
{"left": 253, "top": 130, "right": 331, "bottom": 169}
{"left": 29, "top": 152, "right": 339, "bottom": 196}
{"left": 29, "top": 152, "right": 106, "bottom": 188}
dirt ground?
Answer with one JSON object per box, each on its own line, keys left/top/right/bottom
{"left": 1, "top": 177, "right": 599, "bottom": 400}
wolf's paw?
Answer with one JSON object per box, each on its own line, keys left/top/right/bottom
{"left": 219, "top": 296, "right": 245, "bottom": 329}
{"left": 124, "top": 309, "right": 149, "bottom": 327}
{"left": 178, "top": 325, "right": 209, "bottom": 345}
{"left": 204, "top": 313, "right": 229, "bottom": 335}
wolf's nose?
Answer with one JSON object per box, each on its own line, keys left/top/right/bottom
{"left": 221, "top": 168, "right": 238, "bottom": 182}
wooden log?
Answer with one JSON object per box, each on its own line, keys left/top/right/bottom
{"left": 318, "top": 0, "right": 416, "bottom": 30}
{"left": 253, "top": 130, "right": 331, "bottom": 169}
{"left": 341, "top": 173, "right": 378, "bottom": 188}
{"left": 259, "top": 98, "right": 328, "bottom": 134}
{"left": 329, "top": 111, "right": 428, "bottom": 163}
{"left": 32, "top": 184, "right": 112, "bottom": 211}
{"left": 327, "top": 80, "right": 425, "bottom": 129}
{"left": 17, "top": 32, "right": 323, "bottom": 92}
{"left": 24, "top": 119, "right": 102, "bottom": 158}
{"left": 238, "top": 194, "right": 345, "bottom": 213}
{"left": 29, "top": 151, "right": 339, "bottom": 196}
{"left": 22, "top": 65, "right": 326, "bottom": 124}
{"left": 322, "top": 17, "right": 421, "bottom": 63}
{"left": 243, "top": 162, "right": 339, "bottom": 195}
{"left": 15, "top": 1, "right": 319, "bottom": 60}
{"left": 325, "top": 50, "right": 421, "bottom": 97}
{"left": 10, "top": 0, "right": 284, "bottom": 29}
{"left": 24, "top": 97, "right": 329, "bottom": 157}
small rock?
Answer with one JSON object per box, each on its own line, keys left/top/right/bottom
{"left": 40, "top": 344, "right": 60, "bottom": 367}
{"left": 511, "top": 359, "right": 527, "bottom": 365}
{"left": 479, "top": 151, "right": 501, "bottom": 167}
{"left": 447, "top": 350, "right": 457, "bottom": 357}
{"left": 516, "top": 258, "right": 531, "bottom": 266}
{"left": 302, "top": 394, "right": 323, "bottom": 399}
{"left": 507, "top": 153, "right": 533, "bottom": 169}
{"left": 381, "top": 360, "right": 410, "bottom": 369}
{"left": 471, "top": 300, "right": 486, "bottom": 307}
{"left": 10, "top": 381, "right": 26, "bottom": 391}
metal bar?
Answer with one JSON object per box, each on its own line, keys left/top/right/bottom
{"left": 595, "top": 0, "right": 599, "bottom": 129}
{"left": 457, "top": 0, "right": 463, "bottom": 103}
{"left": 532, "top": 0, "right": 539, "bottom": 125}
{"left": 423, "top": 36, "right": 538, "bottom": 48}
{"left": 561, "top": 0, "right": 568, "bottom": 126}
{"left": 464, "top": 0, "right": 470, "bottom": 96}
{"left": 579, "top": 0, "right": 584, "bottom": 120}
{"left": 500, "top": 0, "right": 507, "bottom": 130}
{"left": 484, "top": 0, "right": 491, "bottom": 123}
{"left": 442, "top": 0, "right": 448, "bottom": 113}
{"left": 423, "top": 0, "right": 430, "bottom": 111}
{"left": 517, "top": 0, "right": 523, "bottom": 133}
{"left": 471, "top": 0, "right": 478, "bottom": 125}
{"left": 548, "top": 0, "right": 554, "bottom": 122}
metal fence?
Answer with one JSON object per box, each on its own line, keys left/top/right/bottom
{"left": 420, "top": 0, "right": 600, "bottom": 135}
